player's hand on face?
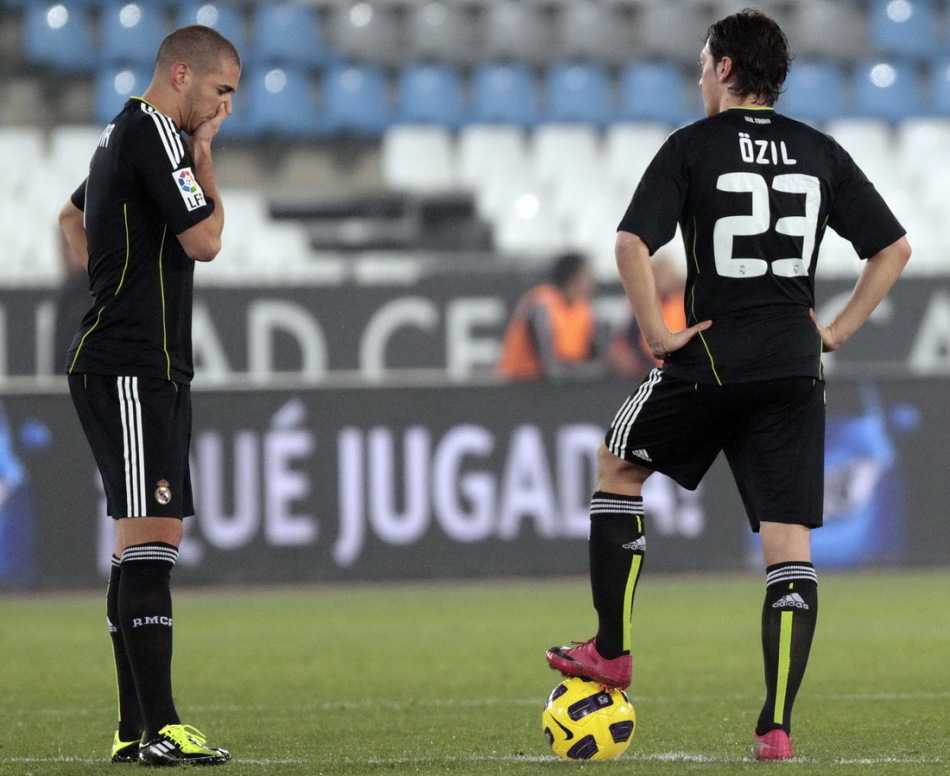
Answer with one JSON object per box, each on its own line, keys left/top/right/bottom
{"left": 649, "top": 319, "right": 712, "bottom": 360}
{"left": 190, "top": 101, "right": 229, "bottom": 145}
{"left": 810, "top": 309, "right": 840, "bottom": 352}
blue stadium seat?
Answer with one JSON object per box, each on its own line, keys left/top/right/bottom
{"left": 250, "top": 2, "right": 330, "bottom": 67}
{"left": 244, "top": 66, "right": 325, "bottom": 138}
{"left": 617, "top": 62, "right": 694, "bottom": 127}
{"left": 396, "top": 64, "right": 466, "bottom": 128}
{"left": 23, "top": 3, "right": 97, "bottom": 69}
{"left": 470, "top": 64, "right": 540, "bottom": 128}
{"left": 928, "top": 56, "right": 950, "bottom": 116}
{"left": 543, "top": 63, "right": 613, "bottom": 127}
{"left": 323, "top": 64, "right": 392, "bottom": 135}
{"left": 779, "top": 60, "right": 849, "bottom": 124}
{"left": 215, "top": 87, "right": 258, "bottom": 141}
{"left": 93, "top": 66, "right": 151, "bottom": 124}
{"left": 101, "top": 1, "right": 169, "bottom": 66}
{"left": 868, "top": 0, "right": 939, "bottom": 59}
{"left": 174, "top": 2, "right": 246, "bottom": 50}
{"left": 853, "top": 59, "right": 925, "bottom": 121}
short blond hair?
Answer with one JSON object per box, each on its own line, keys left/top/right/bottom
{"left": 155, "top": 24, "right": 241, "bottom": 76}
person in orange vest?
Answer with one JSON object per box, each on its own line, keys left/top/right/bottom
{"left": 607, "top": 254, "right": 686, "bottom": 380}
{"left": 497, "top": 252, "right": 604, "bottom": 381}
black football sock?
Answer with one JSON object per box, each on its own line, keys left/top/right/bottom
{"left": 118, "top": 542, "right": 181, "bottom": 741}
{"left": 589, "top": 491, "right": 646, "bottom": 660}
{"left": 107, "top": 555, "right": 144, "bottom": 743}
{"left": 756, "top": 561, "right": 818, "bottom": 736}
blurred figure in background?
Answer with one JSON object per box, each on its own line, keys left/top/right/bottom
{"left": 608, "top": 253, "right": 685, "bottom": 380}
{"left": 497, "top": 252, "right": 604, "bottom": 381}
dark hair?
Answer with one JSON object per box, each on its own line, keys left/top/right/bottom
{"left": 550, "top": 252, "right": 588, "bottom": 289}
{"left": 155, "top": 25, "right": 241, "bottom": 75}
{"left": 706, "top": 8, "right": 790, "bottom": 107}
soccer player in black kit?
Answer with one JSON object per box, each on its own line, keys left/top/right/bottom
{"left": 58, "top": 26, "right": 240, "bottom": 766}
{"left": 546, "top": 9, "right": 911, "bottom": 760}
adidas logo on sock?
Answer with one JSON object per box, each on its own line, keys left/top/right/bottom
{"left": 622, "top": 537, "right": 646, "bottom": 552}
{"left": 772, "top": 593, "right": 809, "bottom": 610}
{"left": 630, "top": 448, "right": 652, "bottom": 462}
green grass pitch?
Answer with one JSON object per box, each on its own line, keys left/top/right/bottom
{"left": 1, "top": 569, "right": 947, "bottom": 775}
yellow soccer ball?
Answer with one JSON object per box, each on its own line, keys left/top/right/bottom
{"left": 542, "top": 676, "right": 636, "bottom": 760}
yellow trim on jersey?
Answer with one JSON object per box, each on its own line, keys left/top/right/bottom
{"left": 115, "top": 202, "right": 131, "bottom": 295}
{"left": 68, "top": 307, "right": 105, "bottom": 374}
{"left": 158, "top": 226, "right": 171, "bottom": 380}
{"left": 773, "top": 610, "right": 794, "bottom": 725}
{"left": 726, "top": 105, "right": 775, "bottom": 111}
{"left": 697, "top": 331, "right": 722, "bottom": 386}
{"left": 129, "top": 96, "right": 160, "bottom": 112}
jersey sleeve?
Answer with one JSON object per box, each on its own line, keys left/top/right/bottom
{"left": 70, "top": 179, "right": 87, "bottom": 211}
{"left": 130, "top": 112, "right": 216, "bottom": 235}
{"left": 826, "top": 142, "right": 906, "bottom": 259}
{"left": 617, "top": 129, "right": 688, "bottom": 254}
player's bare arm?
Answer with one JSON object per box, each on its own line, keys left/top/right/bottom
{"left": 58, "top": 198, "right": 88, "bottom": 270}
{"left": 811, "top": 235, "right": 911, "bottom": 352}
{"left": 615, "top": 230, "right": 711, "bottom": 358}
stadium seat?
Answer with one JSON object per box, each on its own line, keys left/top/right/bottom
{"left": 492, "top": 196, "right": 565, "bottom": 262}
{"left": 380, "top": 125, "right": 456, "bottom": 193}
{"left": 603, "top": 122, "right": 670, "bottom": 195}
{"left": 396, "top": 64, "right": 466, "bottom": 128}
{"left": 323, "top": 64, "right": 392, "bottom": 135}
{"left": 868, "top": 0, "right": 939, "bottom": 59}
{"left": 244, "top": 66, "right": 325, "bottom": 138}
{"left": 617, "top": 62, "right": 695, "bottom": 127}
{"left": 825, "top": 118, "right": 899, "bottom": 189}
{"left": 22, "top": 3, "right": 97, "bottom": 70}
{"left": 101, "top": 1, "right": 169, "bottom": 66}
{"left": 928, "top": 56, "right": 950, "bottom": 116}
{"left": 456, "top": 124, "right": 528, "bottom": 193}
{"left": 636, "top": 2, "right": 711, "bottom": 65}
{"left": 553, "top": 1, "right": 631, "bottom": 65}
{"left": 470, "top": 64, "right": 541, "bottom": 128}
{"left": 250, "top": 2, "right": 330, "bottom": 67}
{"left": 788, "top": 0, "right": 868, "bottom": 62}
{"left": 0, "top": 127, "right": 47, "bottom": 212}
{"left": 529, "top": 124, "right": 602, "bottom": 192}
{"left": 175, "top": 2, "right": 246, "bottom": 50}
{"left": 779, "top": 60, "right": 849, "bottom": 125}
{"left": 329, "top": 2, "right": 402, "bottom": 66}
{"left": 543, "top": 63, "right": 614, "bottom": 127}
{"left": 405, "top": 2, "right": 477, "bottom": 65}
{"left": 93, "top": 66, "right": 151, "bottom": 125}
{"left": 853, "top": 59, "right": 925, "bottom": 121}
{"left": 481, "top": 1, "right": 551, "bottom": 65}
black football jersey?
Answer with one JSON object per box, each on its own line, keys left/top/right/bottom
{"left": 66, "top": 98, "right": 215, "bottom": 383}
{"left": 618, "top": 107, "right": 906, "bottom": 384}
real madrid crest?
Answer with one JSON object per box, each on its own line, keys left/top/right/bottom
{"left": 155, "top": 479, "right": 172, "bottom": 505}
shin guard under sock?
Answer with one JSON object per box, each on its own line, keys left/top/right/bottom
{"left": 107, "top": 555, "right": 144, "bottom": 742}
{"left": 118, "top": 542, "right": 181, "bottom": 741}
{"left": 757, "top": 561, "right": 818, "bottom": 735}
{"left": 589, "top": 491, "right": 646, "bottom": 659}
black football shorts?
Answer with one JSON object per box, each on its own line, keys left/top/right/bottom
{"left": 606, "top": 369, "right": 824, "bottom": 531}
{"left": 68, "top": 373, "right": 194, "bottom": 519}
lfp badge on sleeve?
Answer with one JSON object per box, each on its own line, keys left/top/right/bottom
{"left": 173, "top": 167, "right": 206, "bottom": 212}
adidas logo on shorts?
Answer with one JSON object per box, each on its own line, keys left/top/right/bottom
{"left": 630, "top": 448, "right": 652, "bottom": 462}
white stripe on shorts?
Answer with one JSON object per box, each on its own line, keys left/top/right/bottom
{"left": 607, "top": 368, "right": 662, "bottom": 457}
{"left": 117, "top": 376, "right": 146, "bottom": 517}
